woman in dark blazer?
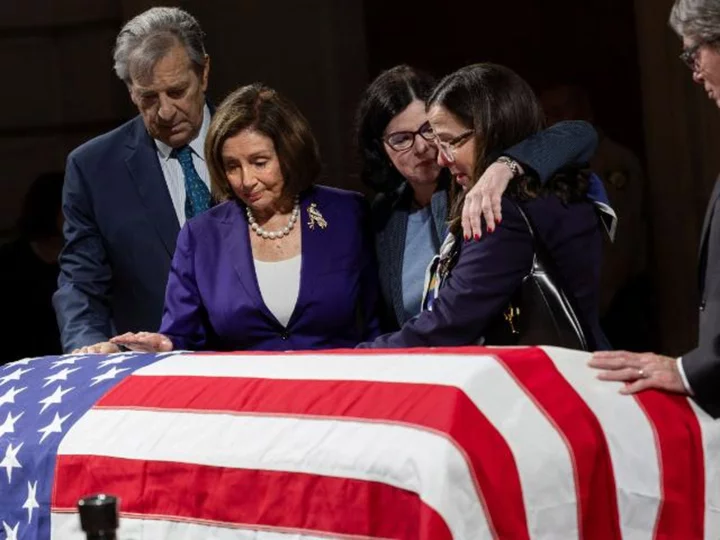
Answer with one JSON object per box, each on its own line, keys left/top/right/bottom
{"left": 107, "top": 84, "right": 380, "bottom": 352}
{"left": 360, "top": 64, "right": 608, "bottom": 350}
{"left": 355, "top": 65, "right": 603, "bottom": 332}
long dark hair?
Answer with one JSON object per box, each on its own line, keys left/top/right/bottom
{"left": 427, "top": 63, "right": 589, "bottom": 235}
{"left": 355, "top": 65, "right": 436, "bottom": 193}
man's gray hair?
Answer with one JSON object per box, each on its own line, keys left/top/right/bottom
{"left": 113, "top": 7, "right": 206, "bottom": 84}
{"left": 670, "top": 0, "right": 720, "bottom": 41}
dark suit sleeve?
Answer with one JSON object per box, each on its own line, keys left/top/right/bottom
{"left": 359, "top": 199, "right": 532, "bottom": 348}
{"left": 504, "top": 120, "right": 598, "bottom": 183}
{"left": 158, "top": 223, "right": 209, "bottom": 350}
{"left": 682, "top": 343, "right": 720, "bottom": 418}
{"left": 53, "top": 154, "right": 114, "bottom": 352}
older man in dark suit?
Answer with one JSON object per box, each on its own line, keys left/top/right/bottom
{"left": 54, "top": 7, "right": 213, "bottom": 354}
{"left": 591, "top": 0, "right": 720, "bottom": 418}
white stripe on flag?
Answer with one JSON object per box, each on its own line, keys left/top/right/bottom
{"left": 459, "top": 355, "right": 579, "bottom": 540}
{"left": 57, "top": 409, "right": 491, "bottom": 539}
{"left": 541, "top": 346, "right": 662, "bottom": 539}
{"left": 136, "top": 352, "right": 580, "bottom": 539}
{"left": 134, "top": 351, "right": 503, "bottom": 383}
{"left": 51, "top": 513, "right": 353, "bottom": 540}
{"left": 690, "top": 400, "right": 720, "bottom": 540}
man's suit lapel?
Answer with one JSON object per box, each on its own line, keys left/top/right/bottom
{"left": 698, "top": 176, "right": 720, "bottom": 291}
{"left": 125, "top": 117, "right": 180, "bottom": 256}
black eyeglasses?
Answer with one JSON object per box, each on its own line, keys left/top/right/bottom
{"left": 680, "top": 36, "right": 720, "bottom": 70}
{"left": 383, "top": 121, "right": 435, "bottom": 151}
{"left": 434, "top": 130, "right": 474, "bottom": 163}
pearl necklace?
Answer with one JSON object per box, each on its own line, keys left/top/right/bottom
{"left": 246, "top": 196, "right": 300, "bottom": 240}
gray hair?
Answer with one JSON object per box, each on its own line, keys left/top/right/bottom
{"left": 113, "top": 7, "right": 206, "bottom": 84}
{"left": 670, "top": 0, "right": 720, "bottom": 41}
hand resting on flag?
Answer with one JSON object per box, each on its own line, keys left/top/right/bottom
{"left": 589, "top": 351, "right": 686, "bottom": 395}
{"left": 109, "top": 332, "right": 174, "bottom": 353}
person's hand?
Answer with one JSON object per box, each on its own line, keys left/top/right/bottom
{"left": 110, "top": 332, "right": 174, "bottom": 353}
{"left": 588, "top": 351, "right": 687, "bottom": 395}
{"left": 72, "top": 342, "right": 121, "bottom": 354}
{"left": 462, "top": 160, "right": 521, "bottom": 241}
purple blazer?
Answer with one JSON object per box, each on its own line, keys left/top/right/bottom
{"left": 160, "top": 185, "right": 381, "bottom": 351}
{"left": 359, "top": 194, "right": 608, "bottom": 350}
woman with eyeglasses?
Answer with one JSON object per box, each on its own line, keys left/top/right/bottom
{"left": 355, "top": 65, "right": 603, "bottom": 331}
{"left": 358, "top": 63, "right": 609, "bottom": 349}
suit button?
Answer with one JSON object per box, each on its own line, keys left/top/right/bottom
{"left": 700, "top": 301, "right": 706, "bottom": 312}
{"left": 280, "top": 331, "right": 289, "bottom": 340}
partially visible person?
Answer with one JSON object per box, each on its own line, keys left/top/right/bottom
{"left": 541, "top": 84, "right": 652, "bottom": 350}
{"left": 359, "top": 64, "right": 609, "bottom": 350}
{"left": 1, "top": 172, "right": 64, "bottom": 364}
{"left": 591, "top": 0, "right": 720, "bottom": 418}
{"left": 54, "top": 7, "right": 214, "bottom": 354}
{"left": 102, "top": 84, "right": 379, "bottom": 353}
{"left": 356, "top": 65, "right": 603, "bottom": 330}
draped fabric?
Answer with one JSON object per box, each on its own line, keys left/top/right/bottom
{"left": 1, "top": 347, "right": 718, "bottom": 539}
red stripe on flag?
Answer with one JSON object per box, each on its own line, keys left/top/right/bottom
{"left": 493, "top": 347, "right": 623, "bottom": 540}
{"left": 53, "top": 455, "right": 451, "bottom": 540}
{"left": 94, "top": 375, "right": 531, "bottom": 539}
{"left": 634, "top": 392, "right": 705, "bottom": 539}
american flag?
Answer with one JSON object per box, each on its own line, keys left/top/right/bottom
{"left": 1, "top": 346, "right": 718, "bottom": 539}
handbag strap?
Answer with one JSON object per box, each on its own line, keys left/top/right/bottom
{"left": 506, "top": 196, "right": 593, "bottom": 351}
{"left": 507, "top": 198, "right": 541, "bottom": 267}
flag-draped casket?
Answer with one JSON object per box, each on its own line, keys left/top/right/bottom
{"left": 1, "top": 346, "right": 718, "bottom": 539}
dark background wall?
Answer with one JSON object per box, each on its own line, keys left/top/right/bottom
{"left": 1, "top": 0, "right": 719, "bottom": 355}
{"left": 364, "top": 0, "right": 645, "bottom": 160}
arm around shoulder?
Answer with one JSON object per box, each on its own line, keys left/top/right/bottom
{"left": 504, "top": 120, "right": 598, "bottom": 183}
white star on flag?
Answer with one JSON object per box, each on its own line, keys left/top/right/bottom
{"left": 0, "top": 387, "right": 26, "bottom": 407}
{"left": 90, "top": 366, "right": 129, "bottom": 386}
{"left": 97, "top": 354, "right": 135, "bottom": 368}
{"left": 43, "top": 367, "right": 81, "bottom": 388}
{"left": 3, "top": 356, "right": 39, "bottom": 368}
{"left": 0, "top": 411, "right": 23, "bottom": 439}
{"left": 0, "top": 442, "right": 22, "bottom": 482}
{"left": 38, "top": 386, "right": 74, "bottom": 414}
{"left": 37, "top": 412, "right": 71, "bottom": 444}
{"left": 50, "top": 357, "right": 83, "bottom": 369}
{"left": 0, "top": 368, "right": 33, "bottom": 387}
{"left": 23, "top": 481, "right": 39, "bottom": 523}
{"left": 2, "top": 521, "right": 18, "bottom": 540}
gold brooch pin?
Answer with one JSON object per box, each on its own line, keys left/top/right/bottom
{"left": 307, "top": 203, "right": 328, "bottom": 230}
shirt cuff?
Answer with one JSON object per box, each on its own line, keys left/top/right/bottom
{"left": 676, "top": 357, "right": 694, "bottom": 395}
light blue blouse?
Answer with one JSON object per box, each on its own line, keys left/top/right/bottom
{"left": 401, "top": 206, "right": 439, "bottom": 320}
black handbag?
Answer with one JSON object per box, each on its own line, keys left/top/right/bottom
{"left": 482, "top": 200, "right": 593, "bottom": 351}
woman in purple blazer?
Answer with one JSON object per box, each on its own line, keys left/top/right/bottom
{"left": 108, "top": 84, "right": 380, "bottom": 352}
{"left": 360, "top": 64, "right": 609, "bottom": 350}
